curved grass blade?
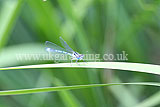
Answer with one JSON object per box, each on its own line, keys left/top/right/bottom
{"left": 0, "top": 62, "right": 160, "bottom": 75}
{"left": 0, "top": 82, "right": 159, "bottom": 96}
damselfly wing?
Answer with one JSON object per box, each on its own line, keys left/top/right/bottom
{"left": 45, "top": 37, "right": 84, "bottom": 62}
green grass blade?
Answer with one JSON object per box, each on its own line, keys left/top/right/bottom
{"left": 0, "top": 82, "right": 159, "bottom": 96}
{"left": 51, "top": 77, "right": 82, "bottom": 107}
{"left": 0, "top": 62, "right": 160, "bottom": 75}
{"left": 135, "top": 91, "right": 160, "bottom": 107}
{"left": 0, "top": 0, "right": 23, "bottom": 49}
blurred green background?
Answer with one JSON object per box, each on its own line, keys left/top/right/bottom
{"left": 0, "top": 0, "right": 160, "bottom": 107}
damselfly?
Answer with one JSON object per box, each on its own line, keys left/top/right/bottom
{"left": 45, "top": 37, "right": 84, "bottom": 63}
